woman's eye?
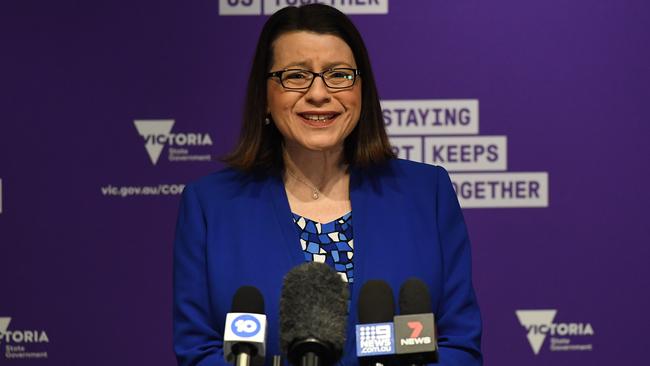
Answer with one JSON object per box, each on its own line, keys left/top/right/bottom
{"left": 286, "top": 72, "right": 307, "bottom": 79}
{"left": 330, "top": 72, "right": 351, "bottom": 79}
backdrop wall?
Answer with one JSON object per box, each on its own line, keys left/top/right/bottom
{"left": 2, "top": 0, "right": 649, "bottom": 365}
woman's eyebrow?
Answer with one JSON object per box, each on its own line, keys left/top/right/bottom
{"left": 278, "top": 61, "right": 355, "bottom": 70}
{"left": 322, "top": 62, "right": 355, "bottom": 69}
{"left": 278, "top": 61, "right": 311, "bottom": 69}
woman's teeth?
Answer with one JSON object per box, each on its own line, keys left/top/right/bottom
{"left": 302, "top": 114, "right": 334, "bottom": 121}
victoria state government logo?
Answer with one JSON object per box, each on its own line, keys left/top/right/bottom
{"left": 0, "top": 317, "right": 50, "bottom": 360}
{"left": 133, "top": 119, "right": 214, "bottom": 165}
{"left": 516, "top": 309, "right": 595, "bottom": 355}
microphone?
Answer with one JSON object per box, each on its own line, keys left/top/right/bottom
{"left": 223, "top": 286, "right": 268, "bottom": 366}
{"left": 394, "top": 278, "right": 438, "bottom": 365}
{"left": 280, "top": 262, "right": 349, "bottom": 366}
{"left": 356, "top": 280, "right": 396, "bottom": 366}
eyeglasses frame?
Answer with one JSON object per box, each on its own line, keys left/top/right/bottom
{"left": 267, "top": 68, "right": 361, "bottom": 90}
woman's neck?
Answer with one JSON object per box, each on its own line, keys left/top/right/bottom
{"left": 282, "top": 144, "right": 352, "bottom": 222}
{"left": 282, "top": 144, "right": 348, "bottom": 191}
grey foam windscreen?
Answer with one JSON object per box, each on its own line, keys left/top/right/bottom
{"left": 279, "top": 262, "right": 349, "bottom": 355}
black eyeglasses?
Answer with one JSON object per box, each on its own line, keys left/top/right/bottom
{"left": 267, "top": 68, "right": 361, "bottom": 90}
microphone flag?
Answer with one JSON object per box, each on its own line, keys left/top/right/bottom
{"left": 355, "top": 322, "right": 395, "bottom": 357}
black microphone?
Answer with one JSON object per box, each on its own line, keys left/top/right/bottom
{"left": 394, "top": 278, "right": 438, "bottom": 365}
{"left": 280, "top": 262, "right": 349, "bottom": 366}
{"left": 356, "top": 280, "right": 397, "bottom": 366}
{"left": 224, "top": 286, "right": 268, "bottom": 366}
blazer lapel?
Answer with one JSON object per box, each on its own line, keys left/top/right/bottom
{"left": 349, "top": 166, "right": 370, "bottom": 297}
{"left": 266, "top": 166, "right": 383, "bottom": 288}
{"left": 267, "top": 174, "right": 305, "bottom": 266}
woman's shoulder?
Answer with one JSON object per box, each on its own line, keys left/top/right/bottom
{"left": 389, "top": 158, "right": 445, "bottom": 175}
{"left": 354, "top": 159, "right": 450, "bottom": 197}
{"left": 378, "top": 158, "right": 449, "bottom": 185}
{"left": 183, "top": 166, "right": 271, "bottom": 200}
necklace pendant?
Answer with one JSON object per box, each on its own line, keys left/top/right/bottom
{"left": 312, "top": 191, "right": 319, "bottom": 200}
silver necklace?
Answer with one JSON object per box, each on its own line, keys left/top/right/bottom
{"left": 286, "top": 169, "right": 320, "bottom": 200}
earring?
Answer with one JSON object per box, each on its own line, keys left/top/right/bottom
{"left": 264, "top": 117, "right": 271, "bottom": 125}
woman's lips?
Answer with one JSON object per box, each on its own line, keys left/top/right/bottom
{"left": 297, "top": 112, "right": 341, "bottom": 128}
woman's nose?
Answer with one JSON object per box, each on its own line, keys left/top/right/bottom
{"left": 304, "top": 76, "right": 332, "bottom": 106}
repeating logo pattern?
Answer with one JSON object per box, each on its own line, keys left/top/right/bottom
{"left": 133, "top": 119, "right": 214, "bottom": 165}
{"left": 0, "top": 317, "right": 50, "bottom": 360}
{"left": 516, "top": 309, "right": 595, "bottom": 355}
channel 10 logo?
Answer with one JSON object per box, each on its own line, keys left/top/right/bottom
{"left": 231, "top": 314, "right": 261, "bottom": 338}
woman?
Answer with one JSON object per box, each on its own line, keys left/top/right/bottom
{"left": 173, "top": 4, "right": 482, "bottom": 365}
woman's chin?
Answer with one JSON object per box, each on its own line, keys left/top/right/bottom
{"left": 287, "top": 139, "right": 345, "bottom": 155}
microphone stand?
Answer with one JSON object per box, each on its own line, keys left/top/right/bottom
{"left": 234, "top": 343, "right": 255, "bottom": 366}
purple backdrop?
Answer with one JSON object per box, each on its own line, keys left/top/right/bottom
{"left": 2, "top": 0, "right": 649, "bottom": 364}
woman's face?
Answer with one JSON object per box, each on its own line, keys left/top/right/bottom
{"left": 267, "top": 31, "right": 362, "bottom": 155}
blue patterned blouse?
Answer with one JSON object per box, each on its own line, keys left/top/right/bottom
{"left": 292, "top": 212, "right": 354, "bottom": 283}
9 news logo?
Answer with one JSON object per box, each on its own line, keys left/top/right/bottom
{"left": 356, "top": 323, "right": 395, "bottom": 356}
{"left": 231, "top": 314, "right": 261, "bottom": 338}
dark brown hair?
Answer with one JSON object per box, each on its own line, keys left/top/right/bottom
{"left": 224, "top": 4, "right": 394, "bottom": 173}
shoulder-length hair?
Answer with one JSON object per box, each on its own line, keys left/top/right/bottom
{"left": 224, "top": 4, "right": 394, "bottom": 174}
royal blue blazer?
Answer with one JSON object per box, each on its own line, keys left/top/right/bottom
{"left": 173, "top": 159, "right": 482, "bottom": 365}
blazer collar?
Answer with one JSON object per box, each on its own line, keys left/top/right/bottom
{"left": 268, "top": 173, "right": 305, "bottom": 266}
{"left": 266, "top": 165, "right": 385, "bottom": 289}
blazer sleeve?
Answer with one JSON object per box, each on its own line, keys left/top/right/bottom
{"left": 434, "top": 166, "right": 483, "bottom": 365}
{"left": 173, "top": 183, "right": 228, "bottom": 366}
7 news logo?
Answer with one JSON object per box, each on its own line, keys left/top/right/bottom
{"left": 398, "top": 320, "right": 433, "bottom": 346}
{"left": 401, "top": 321, "right": 431, "bottom": 345}
{"left": 394, "top": 314, "right": 436, "bottom": 354}
{"left": 407, "top": 321, "right": 422, "bottom": 337}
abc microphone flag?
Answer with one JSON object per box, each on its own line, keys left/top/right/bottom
{"left": 394, "top": 278, "right": 438, "bottom": 364}
{"left": 224, "top": 286, "right": 267, "bottom": 366}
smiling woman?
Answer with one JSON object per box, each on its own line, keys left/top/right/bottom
{"left": 267, "top": 32, "right": 362, "bottom": 155}
{"left": 173, "top": 4, "right": 483, "bottom": 366}
{"left": 224, "top": 4, "right": 392, "bottom": 176}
